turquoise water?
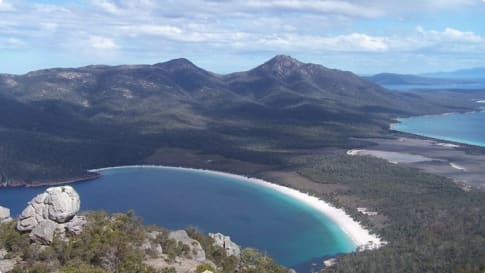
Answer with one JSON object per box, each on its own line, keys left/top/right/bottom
{"left": 391, "top": 110, "right": 485, "bottom": 147}
{"left": 382, "top": 79, "right": 485, "bottom": 91}
{"left": 383, "top": 83, "right": 485, "bottom": 91}
{"left": 0, "top": 166, "right": 355, "bottom": 271}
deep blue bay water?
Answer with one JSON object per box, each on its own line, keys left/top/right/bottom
{"left": 391, "top": 109, "right": 485, "bottom": 147}
{"left": 0, "top": 166, "right": 356, "bottom": 271}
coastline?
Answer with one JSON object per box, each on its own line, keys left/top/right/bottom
{"left": 390, "top": 108, "right": 485, "bottom": 148}
{"left": 390, "top": 127, "right": 485, "bottom": 148}
{"left": 450, "top": 162, "right": 466, "bottom": 171}
{"left": 90, "top": 165, "right": 385, "bottom": 251}
{"left": 0, "top": 172, "right": 102, "bottom": 188}
{"left": 391, "top": 100, "right": 485, "bottom": 132}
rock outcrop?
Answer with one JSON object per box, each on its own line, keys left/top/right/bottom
{"left": 144, "top": 230, "right": 216, "bottom": 273}
{"left": 45, "top": 186, "right": 80, "bottom": 222}
{"left": 16, "top": 186, "right": 85, "bottom": 244}
{"left": 0, "top": 248, "right": 17, "bottom": 273}
{"left": 0, "top": 205, "right": 11, "bottom": 223}
{"left": 29, "top": 219, "right": 57, "bottom": 245}
{"left": 169, "top": 230, "right": 206, "bottom": 262}
{"left": 209, "top": 233, "right": 241, "bottom": 258}
{"left": 65, "top": 215, "right": 87, "bottom": 235}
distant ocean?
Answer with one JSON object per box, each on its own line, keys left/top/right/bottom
{"left": 0, "top": 166, "right": 355, "bottom": 272}
{"left": 382, "top": 79, "right": 485, "bottom": 91}
{"left": 391, "top": 109, "right": 485, "bottom": 147}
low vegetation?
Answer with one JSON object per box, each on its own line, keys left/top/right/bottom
{"left": 0, "top": 211, "right": 290, "bottom": 273}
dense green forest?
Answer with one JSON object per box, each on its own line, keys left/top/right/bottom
{"left": 290, "top": 154, "right": 485, "bottom": 273}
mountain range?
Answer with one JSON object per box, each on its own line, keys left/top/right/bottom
{"left": 422, "top": 67, "right": 485, "bottom": 79}
{"left": 0, "top": 55, "right": 480, "bottom": 186}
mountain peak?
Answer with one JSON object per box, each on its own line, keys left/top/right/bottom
{"left": 266, "top": 55, "right": 303, "bottom": 67}
{"left": 155, "top": 58, "right": 201, "bottom": 72}
{"left": 252, "top": 55, "right": 306, "bottom": 78}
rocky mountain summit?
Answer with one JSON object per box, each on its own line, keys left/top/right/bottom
{"left": 16, "top": 185, "right": 86, "bottom": 244}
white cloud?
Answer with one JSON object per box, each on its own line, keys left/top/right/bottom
{"left": 412, "top": 26, "right": 484, "bottom": 51}
{"left": 245, "top": 0, "right": 383, "bottom": 17}
{"left": 0, "top": 0, "right": 14, "bottom": 11}
{"left": 336, "top": 33, "right": 389, "bottom": 51}
{"left": 40, "top": 23, "right": 59, "bottom": 32}
{"left": 1, "top": 37, "right": 25, "bottom": 48}
{"left": 248, "top": 32, "right": 389, "bottom": 52}
{"left": 1, "top": 1, "right": 482, "bottom": 55}
{"left": 343, "top": 0, "right": 478, "bottom": 15}
{"left": 120, "top": 25, "right": 183, "bottom": 38}
{"left": 89, "top": 0, "right": 122, "bottom": 14}
{"left": 0, "top": 0, "right": 484, "bottom": 73}
{"left": 88, "top": 36, "right": 118, "bottom": 49}
{"left": 433, "top": 28, "right": 481, "bottom": 42}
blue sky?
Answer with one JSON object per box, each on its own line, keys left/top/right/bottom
{"left": 1, "top": 0, "right": 485, "bottom": 74}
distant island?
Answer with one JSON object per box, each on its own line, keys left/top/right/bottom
{"left": 422, "top": 67, "right": 485, "bottom": 79}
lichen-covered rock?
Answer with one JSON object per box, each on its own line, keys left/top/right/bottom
{"left": 29, "top": 219, "right": 57, "bottom": 244}
{"left": 45, "top": 186, "right": 80, "bottom": 223}
{"left": 17, "top": 186, "right": 80, "bottom": 233}
{"left": 209, "top": 233, "right": 241, "bottom": 258}
{"left": 0, "top": 205, "right": 11, "bottom": 223}
{"left": 16, "top": 186, "right": 84, "bottom": 244}
{"left": 17, "top": 205, "right": 39, "bottom": 231}
{"left": 65, "top": 215, "right": 86, "bottom": 235}
{"left": 169, "top": 230, "right": 206, "bottom": 262}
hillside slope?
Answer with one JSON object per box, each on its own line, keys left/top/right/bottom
{"left": 0, "top": 55, "right": 478, "bottom": 185}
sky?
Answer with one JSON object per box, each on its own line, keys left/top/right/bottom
{"left": 1, "top": 0, "right": 485, "bottom": 75}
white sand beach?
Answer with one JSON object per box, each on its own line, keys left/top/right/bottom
{"left": 90, "top": 165, "right": 385, "bottom": 251}
{"left": 450, "top": 163, "right": 467, "bottom": 171}
{"left": 435, "top": 142, "right": 460, "bottom": 148}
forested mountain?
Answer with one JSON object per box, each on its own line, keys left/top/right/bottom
{"left": 0, "top": 55, "right": 479, "bottom": 185}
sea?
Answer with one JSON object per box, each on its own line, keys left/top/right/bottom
{"left": 382, "top": 79, "right": 485, "bottom": 91}
{"left": 382, "top": 79, "right": 485, "bottom": 148}
{"left": 0, "top": 166, "right": 356, "bottom": 272}
{"left": 391, "top": 110, "right": 485, "bottom": 147}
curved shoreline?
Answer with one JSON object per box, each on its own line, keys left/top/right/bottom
{"left": 390, "top": 102, "right": 485, "bottom": 148}
{"left": 90, "top": 165, "right": 385, "bottom": 251}
{"left": 391, "top": 125, "right": 485, "bottom": 148}
{"left": 0, "top": 173, "right": 102, "bottom": 188}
